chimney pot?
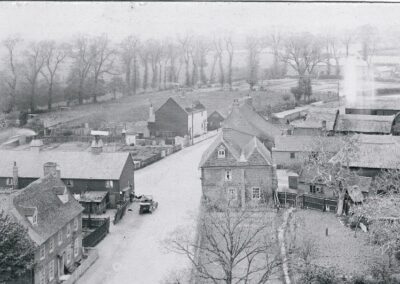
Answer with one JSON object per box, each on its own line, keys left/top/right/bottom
{"left": 43, "top": 162, "right": 57, "bottom": 177}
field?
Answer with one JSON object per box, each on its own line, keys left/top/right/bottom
{"left": 36, "top": 79, "right": 341, "bottom": 130}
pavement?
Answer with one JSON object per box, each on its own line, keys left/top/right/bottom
{"left": 77, "top": 137, "right": 215, "bottom": 284}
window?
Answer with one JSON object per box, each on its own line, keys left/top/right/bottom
{"left": 105, "top": 180, "right": 114, "bottom": 188}
{"left": 48, "top": 260, "right": 54, "bottom": 281}
{"left": 73, "top": 217, "right": 79, "bottom": 231}
{"left": 218, "top": 147, "right": 226, "bottom": 158}
{"left": 39, "top": 268, "right": 46, "bottom": 284}
{"left": 227, "top": 188, "right": 237, "bottom": 200}
{"left": 49, "top": 238, "right": 54, "bottom": 253}
{"left": 40, "top": 245, "right": 46, "bottom": 260}
{"left": 310, "top": 185, "right": 316, "bottom": 194}
{"left": 225, "top": 170, "right": 232, "bottom": 181}
{"left": 66, "top": 223, "right": 71, "bottom": 237}
{"left": 290, "top": 152, "right": 296, "bottom": 159}
{"left": 58, "top": 230, "right": 62, "bottom": 245}
{"left": 6, "top": 178, "right": 13, "bottom": 186}
{"left": 32, "top": 213, "right": 37, "bottom": 225}
{"left": 66, "top": 246, "right": 71, "bottom": 264}
{"left": 252, "top": 188, "right": 261, "bottom": 200}
{"left": 74, "top": 238, "right": 80, "bottom": 257}
{"left": 65, "top": 180, "right": 74, "bottom": 187}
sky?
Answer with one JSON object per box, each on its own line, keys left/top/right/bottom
{"left": 0, "top": 2, "right": 399, "bottom": 42}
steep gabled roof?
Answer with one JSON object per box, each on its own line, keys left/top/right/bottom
{"left": 0, "top": 150, "right": 132, "bottom": 180}
{"left": 1, "top": 174, "right": 83, "bottom": 245}
{"left": 291, "top": 107, "right": 339, "bottom": 131}
{"left": 223, "top": 102, "right": 280, "bottom": 143}
{"left": 168, "top": 97, "right": 206, "bottom": 114}
{"left": 199, "top": 128, "right": 272, "bottom": 168}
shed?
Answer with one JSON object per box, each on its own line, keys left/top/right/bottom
{"left": 77, "top": 191, "right": 109, "bottom": 214}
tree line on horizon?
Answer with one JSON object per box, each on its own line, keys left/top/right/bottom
{"left": 0, "top": 24, "right": 383, "bottom": 114}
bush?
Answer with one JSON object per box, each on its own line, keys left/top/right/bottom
{"left": 283, "top": 94, "right": 291, "bottom": 101}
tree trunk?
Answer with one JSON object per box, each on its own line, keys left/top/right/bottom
{"left": 336, "top": 191, "right": 345, "bottom": 216}
{"left": 185, "top": 61, "right": 190, "bottom": 87}
{"left": 30, "top": 84, "right": 35, "bottom": 113}
{"left": 143, "top": 61, "right": 148, "bottom": 90}
{"left": 133, "top": 54, "right": 138, "bottom": 95}
{"left": 47, "top": 81, "right": 53, "bottom": 111}
{"left": 218, "top": 56, "right": 224, "bottom": 87}
{"left": 125, "top": 65, "right": 131, "bottom": 96}
{"left": 78, "top": 78, "right": 84, "bottom": 105}
{"left": 93, "top": 77, "right": 98, "bottom": 103}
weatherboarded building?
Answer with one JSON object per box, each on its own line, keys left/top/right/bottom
{"left": 0, "top": 164, "right": 84, "bottom": 284}
{"left": 334, "top": 113, "right": 399, "bottom": 135}
{"left": 272, "top": 136, "right": 342, "bottom": 168}
{"left": 291, "top": 107, "right": 339, "bottom": 136}
{"left": 0, "top": 144, "right": 135, "bottom": 208}
{"left": 199, "top": 128, "right": 278, "bottom": 208}
{"left": 151, "top": 97, "right": 207, "bottom": 140}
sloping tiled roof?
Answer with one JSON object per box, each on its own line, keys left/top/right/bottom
{"left": 291, "top": 107, "right": 338, "bottom": 131}
{"left": 273, "top": 136, "right": 342, "bottom": 153}
{"left": 335, "top": 114, "right": 394, "bottom": 134}
{"left": 2, "top": 174, "right": 83, "bottom": 245}
{"left": 199, "top": 128, "right": 272, "bottom": 168}
{"left": 223, "top": 102, "right": 280, "bottom": 143}
{"left": 346, "top": 97, "right": 400, "bottom": 111}
{"left": 0, "top": 150, "right": 131, "bottom": 180}
{"left": 169, "top": 97, "right": 206, "bottom": 113}
{"left": 329, "top": 134, "right": 400, "bottom": 169}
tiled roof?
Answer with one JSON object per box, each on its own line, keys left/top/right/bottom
{"left": 199, "top": 128, "right": 272, "bottom": 168}
{"left": 335, "top": 114, "right": 394, "bottom": 134}
{"left": 2, "top": 174, "right": 83, "bottom": 245}
{"left": 273, "top": 135, "right": 342, "bottom": 153}
{"left": 346, "top": 97, "right": 400, "bottom": 110}
{"left": 291, "top": 107, "right": 338, "bottom": 131}
{"left": 329, "top": 134, "right": 400, "bottom": 169}
{"left": 223, "top": 102, "right": 280, "bottom": 144}
{"left": 0, "top": 150, "right": 131, "bottom": 180}
{"left": 169, "top": 97, "right": 206, "bottom": 113}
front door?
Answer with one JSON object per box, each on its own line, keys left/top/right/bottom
{"left": 58, "top": 252, "right": 65, "bottom": 277}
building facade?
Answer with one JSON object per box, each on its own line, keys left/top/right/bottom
{"left": 199, "top": 129, "right": 277, "bottom": 208}
{"left": 0, "top": 163, "right": 84, "bottom": 284}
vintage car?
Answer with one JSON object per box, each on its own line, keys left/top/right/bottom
{"left": 139, "top": 195, "right": 158, "bottom": 214}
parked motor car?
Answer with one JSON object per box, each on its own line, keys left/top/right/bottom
{"left": 139, "top": 195, "right": 158, "bottom": 214}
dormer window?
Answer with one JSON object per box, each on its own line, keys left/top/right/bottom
{"left": 218, "top": 146, "right": 226, "bottom": 158}
{"left": 22, "top": 206, "right": 38, "bottom": 226}
{"left": 55, "top": 186, "right": 69, "bottom": 204}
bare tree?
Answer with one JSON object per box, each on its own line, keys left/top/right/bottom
{"left": 70, "top": 35, "right": 92, "bottom": 105}
{"left": 342, "top": 30, "right": 353, "bottom": 57}
{"left": 225, "top": 35, "right": 234, "bottom": 90}
{"left": 357, "top": 25, "right": 379, "bottom": 67}
{"left": 89, "top": 34, "right": 116, "bottom": 103}
{"left": 2, "top": 36, "right": 22, "bottom": 111}
{"left": 165, "top": 204, "right": 281, "bottom": 284}
{"left": 246, "top": 36, "right": 262, "bottom": 90}
{"left": 178, "top": 34, "right": 193, "bottom": 87}
{"left": 139, "top": 42, "right": 150, "bottom": 91}
{"left": 266, "top": 28, "right": 285, "bottom": 79}
{"left": 214, "top": 37, "right": 225, "bottom": 87}
{"left": 40, "top": 41, "right": 69, "bottom": 110}
{"left": 23, "top": 41, "right": 46, "bottom": 112}
{"left": 329, "top": 36, "right": 341, "bottom": 76}
{"left": 120, "top": 35, "right": 140, "bottom": 95}
{"left": 147, "top": 39, "right": 163, "bottom": 90}
{"left": 209, "top": 52, "right": 218, "bottom": 86}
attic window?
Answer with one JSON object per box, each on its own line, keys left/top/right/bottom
{"left": 218, "top": 147, "right": 226, "bottom": 158}
{"left": 6, "top": 178, "right": 13, "bottom": 186}
{"left": 105, "top": 180, "right": 114, "bottom": 188}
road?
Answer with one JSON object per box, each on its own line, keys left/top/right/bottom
{"left": 77, "top": 138, "right": 214, "bottom": 284}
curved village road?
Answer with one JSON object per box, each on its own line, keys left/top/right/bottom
{"left": 77, "top": 138, "right": 214, "bottom": 284}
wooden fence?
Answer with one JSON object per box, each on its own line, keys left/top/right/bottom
{"left": 82, "top": 217, "right": 110, "bottom": 247}
{"left": 277, "top": 192, "right": 338, "bottom": 213}
{"left": 113, "top": 201, "right": 129, "bottom": 225}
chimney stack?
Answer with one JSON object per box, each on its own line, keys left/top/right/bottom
{"left": 148, "top": 104, "right": 155, "bottom": 123}
{"left": 91, "top": 136, "right": 103, "bottom": 154}
{"left": 43, "top": 162, "right": 57, "bottom": 177}
{"left": 13, "top": 161, "right": 18, "bottom": 190}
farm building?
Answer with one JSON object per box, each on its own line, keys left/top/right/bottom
{"left": 0, "top": 163, "right": 84, "bottom": 284}
{"left": 291, "top": 107, "right": 339, "bottom": 136}
{"left": 345, "top": 97, "right": 400, "bottom": 116}
{"left": 271, "top": 105, "right": 309, "bottom": 124}
{"left": 329, "top": 134, "right": 400, "bottom": 177}
{"left": 76, "top": 191, "right": 108, "bottom": 215}
{"left": 272, "top": 136, "right": 342, "bottom": 168}
{"left": 0, "top": 139, "right": 135, "bottom": 208}
{"left": 223, "top": 99, "right": 281, "bottom": 151}
{"left": 199, "top": 128, "right": 278, "bottom": 208}
{"left": 207, "top": 111, "right": 225, "bottom": 131}
{"left": 334, "top": 113, "right": 400, "bottom": 135}
{"left": 151, "top": 97, "right": 207, "bottom": 140}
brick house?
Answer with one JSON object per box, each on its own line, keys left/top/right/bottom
{"left": 0, "top": 163, "right": 84, "bottom": 284}
{"left": 151, "top": 97, "right": 207, "bottom": 139}
{"left": 0, "top": 140, "right": 135, "bottom": 208}
{"left": 222, "top": 99, "right": 281, "bottom": 151}
{"left": 199, "top": 128, "right": 278, "bottom": 208}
